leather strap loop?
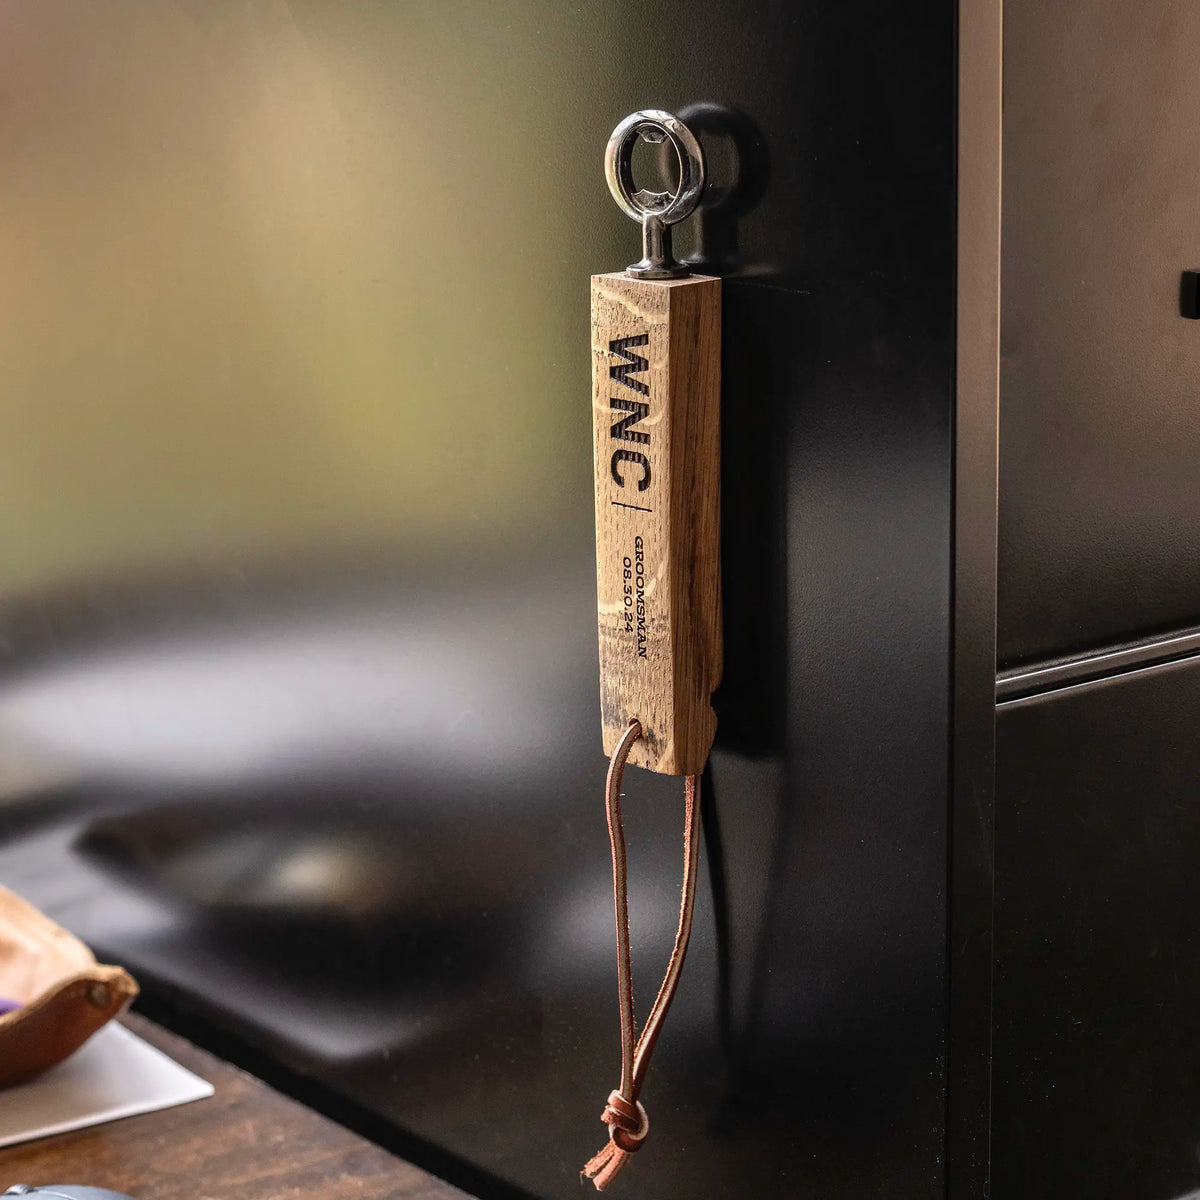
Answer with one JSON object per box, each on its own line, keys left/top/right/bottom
{"left": 602, "top": 1090, "right": 642, "bottom": 1135}
{"left": 581, "top": 719, "right": 702, "bottom": 1191}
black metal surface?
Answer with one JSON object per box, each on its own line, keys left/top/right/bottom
{"left": 0, "top": 3, "right": 958, "bottom": 1197}
{"left": 999, "top": 0, "right": 1200, "bottom": 668}
{"left": 993, "top": 657, "right": 1200, "bottom": 1200}
{"left": 997, "top": 624, "right": 1200, "bottom": 703}
{"left": 948, "top": 3, "right": 1001, "bottom": 1193}
{"left": 995, "top": 9, "right": 1200, "bottom": 1195}
{"left": 1179, "top": 270, "right": 1200, "bottom": 320}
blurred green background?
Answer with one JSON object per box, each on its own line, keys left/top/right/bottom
{"left": 0, "top": 0, "right": 658, "bottom": 596}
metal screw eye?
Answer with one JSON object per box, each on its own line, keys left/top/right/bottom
{"left": 604, "top": 110, "right": 705, "bottom": 279}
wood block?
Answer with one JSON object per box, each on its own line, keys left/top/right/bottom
{"left": 591, "top": 271, "right": 722, "bottom": 776}
{"left": 3, "top": 1015, "right": 469, "bottom": 1199}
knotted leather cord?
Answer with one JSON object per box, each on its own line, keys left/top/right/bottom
{"left": 582, "top": 718, "right": 702, "bottom": 1191}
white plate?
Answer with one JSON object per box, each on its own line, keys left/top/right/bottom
{"left": 0, "top": 1022, "right": 213, "bottom": 1149}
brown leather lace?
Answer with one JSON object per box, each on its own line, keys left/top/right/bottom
{"left": 582, "top": 719, "right": 702, "bottom": 1191}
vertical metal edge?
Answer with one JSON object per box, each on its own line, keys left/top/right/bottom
{"left": 949, "top": 0, "right": 1002, "bottom": 1195}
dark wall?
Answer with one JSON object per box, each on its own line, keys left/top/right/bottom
{"left": 999, "top": 0, "right": 1200, "bottom": 668}
{"left": 0, "top": 3, "right": 957, "bottom": 1197}
{"left": 994, "top": 661, "right": 1200, "bottom": 1200}
{"left": 994, "top": 4, "right": 1200, "bottom": 1198}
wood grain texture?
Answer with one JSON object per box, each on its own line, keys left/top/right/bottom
{"left": 591, "top": 272, "right": 722, "bottom": 776}
{"left": 1, "top": 1015, "right": 470, "bottom": 1200}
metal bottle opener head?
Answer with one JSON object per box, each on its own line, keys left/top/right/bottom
{"left": 604, "top": 110, "right": 705, "bottom": 280}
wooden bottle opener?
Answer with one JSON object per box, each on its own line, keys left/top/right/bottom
{"left": 582, "top": 110, "right": 722, "bottom": 1192}
{"left": 592, "top": 111, "right": 722, "bottom": 777}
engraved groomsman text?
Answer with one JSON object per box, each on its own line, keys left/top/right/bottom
{"left": 608, "top": 334, "right": 652, "bottom": 511}
{"left": 608, "top": 333, "right": 651, "bottom": 657}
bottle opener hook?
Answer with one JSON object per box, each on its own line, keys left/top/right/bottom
{"left": 604, "top": 110, "right": 705, "bottom": 279}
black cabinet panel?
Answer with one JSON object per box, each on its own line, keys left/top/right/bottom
{"left": 994, "top": 659, "right": 1200, "bottom": 1200}
{"left": 999, "top": 0, "right": 1200, "bottom": 667}
{"left": 0, "top": 2, "right": 956, "bottom": 1198}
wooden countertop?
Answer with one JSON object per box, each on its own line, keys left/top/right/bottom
{"left": 1, "top": 1014, "right": 473, "bottom": 1200}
